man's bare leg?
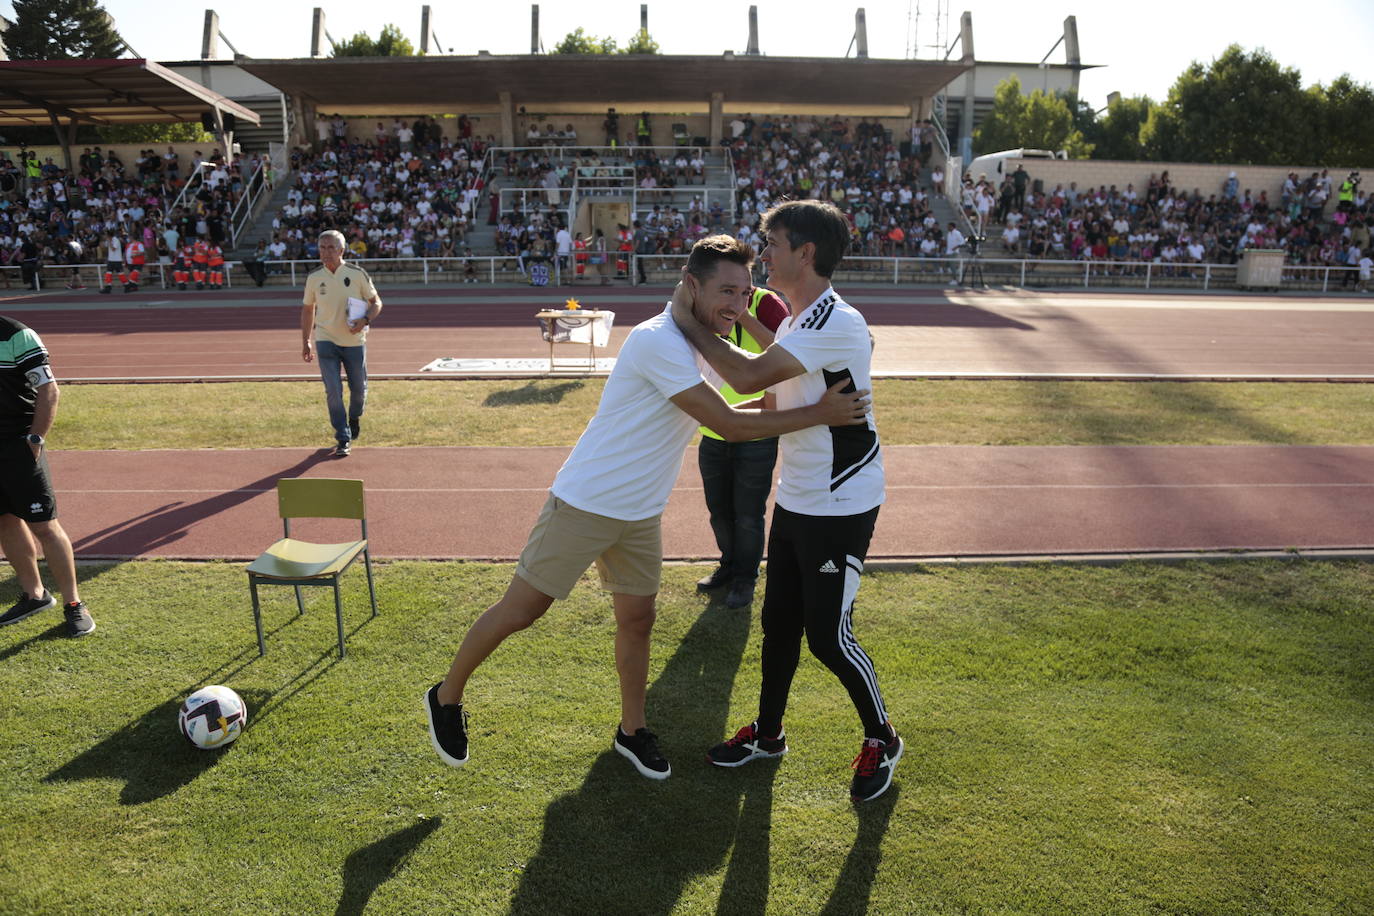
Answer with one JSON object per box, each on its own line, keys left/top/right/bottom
{"left": 28, "top": 520, "right": 80, "bottom": 604}
{"left": 0, "top": 515, "right": 43, "bottom": 599}
{"left": 437, "top": 573, "right": 554, "bottom": 706}
{"left": 611, "top": 592, "right": 657, "bottom": 733}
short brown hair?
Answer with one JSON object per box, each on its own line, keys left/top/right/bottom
{"left": 760, "top": 200, "right": 850, "bottom": 278}
{"left": 685, "top": 234, "right": 755, "bottom": 281}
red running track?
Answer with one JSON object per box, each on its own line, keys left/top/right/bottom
{"left": 50, "top": 444, "right": 1374, "bottom": 561}
{"left": 4, "top": 284, "right": 1374, "bottom": 380}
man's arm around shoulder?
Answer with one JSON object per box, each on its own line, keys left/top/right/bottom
{"left": 670, "top": 378, "right": 868, "bottom": 442}
{"left": 670, "top": 282, "right": 804, "bottom": 393}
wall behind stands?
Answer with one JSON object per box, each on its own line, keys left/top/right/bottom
{"left": 3, "top": 143, "right": 248, "bottom": 172}
{"left": 1003, "top": 158, "right": 1371, "bottom": 204}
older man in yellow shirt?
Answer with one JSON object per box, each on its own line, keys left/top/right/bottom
{"left": 300, "top": 230, "right": 383, "bottom": 457}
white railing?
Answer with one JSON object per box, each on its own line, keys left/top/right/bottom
{"left": 226, "top": 159, "right": 268, "bottom": 249}
{"left": 6, "top": 257, "right": 1362, "bottom": 293}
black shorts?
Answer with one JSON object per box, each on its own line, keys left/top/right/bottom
{"left": 0, "top": 436, "right": 57, "bottom": 522}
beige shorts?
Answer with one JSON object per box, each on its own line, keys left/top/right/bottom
{"left": 515, "top": 494, "right": 662, "bottom": 599}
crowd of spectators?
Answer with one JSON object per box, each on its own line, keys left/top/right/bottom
{"left": 265, "top": 116, "right": 493, "bottom": 267}
{"left": 721, "top": 115, "right": 946, "bottom": 260}
{"left": 0, "top": 142, "right": 257, "bottom": 288}
{"left": 968, "top": 165, "right": 1370, "bottom": 275}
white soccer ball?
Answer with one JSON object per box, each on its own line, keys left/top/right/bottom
{"left": 177, "top": 685, "right": 248, "bottom": 750}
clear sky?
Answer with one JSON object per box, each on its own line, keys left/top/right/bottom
{"left": 4, "top": 0, "right": 1370, "bottom": 108}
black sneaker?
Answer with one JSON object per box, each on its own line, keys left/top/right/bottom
{"left": 707, "top": 722, "right": 788, "bottom": 767}
{"left": 0, "top": 591, "right": 57, "bottom": 626}
{"left": 332, "top": 442, "right": 351, "bottom": 458}
{"left": 348, "top": 418, "right": 361, "bottom": 441}
{"left": 614, "top": 726, "right": 671, "bottom": 780}
{"left": 695, "top": 566, "right": 731, "bottom": 592}
{"left": 725, "top": 580, "right": 756, "bottom": 609}
{"left": 850, "top": 733, "right": 903, "bottom": 802}
{"left": 424, "top": 683, "right": 469, "bottom": 767}
{"left": 63, "top": 601, "right": 95, "bottom": 638}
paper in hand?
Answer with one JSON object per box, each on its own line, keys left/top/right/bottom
{"left": 346, "top": 297, "right": 368, "bottom": 321}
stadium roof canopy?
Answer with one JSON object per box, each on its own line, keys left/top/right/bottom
{"left": 0, "top": 58, "right": 261, "bottom": 128}
{"left": 238, "top": 54, "right": 971, "bottom": 115}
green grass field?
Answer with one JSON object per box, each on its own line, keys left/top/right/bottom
{"left": 1, "top": 560, "right": 1371, "bottom": 914}
{"left": 54, "top": 379, "right": 1374, "bottom": 449}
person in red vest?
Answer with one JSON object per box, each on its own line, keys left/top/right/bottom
{"left": 192, "top": 238, "right": 210, "bottom": 290}
{"left": 123, "top": 238, "right": 145, "bottom": 293}
{"left": 175, "top": 239, "right": 195, "bottom": 291}
{"left": 615, "top": 223, "right": 633, "bottom": 281}
{"left": 572, "top": 234, "right": 588, "bottom": 281}
{"left": 207, "top": 242, "right": 226, "bottom": 289}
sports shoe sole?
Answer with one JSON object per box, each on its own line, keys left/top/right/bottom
{"left": 67, "top": 620, "right": 96, "bottom": 638}
{"left": 613, "top": 737, "right": 671, "bottom": 780}
{"left": 707, "top": 743, "right": 788, "bottom": 768}
{"left": 852, "top": 736, "right": 904, "bottom": 803}
{"left": 423, "top": 686, "right": 468, "bottom": 768}
{"left": 0, "top": 593, "right": 57, "bottom": 626}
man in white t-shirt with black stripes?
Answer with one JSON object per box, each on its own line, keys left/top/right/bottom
{"left": 424, "top": 235, "right": 871, "bottom": 783}
{"left": 671, "top": 199, "right": 901, "bottom": 803}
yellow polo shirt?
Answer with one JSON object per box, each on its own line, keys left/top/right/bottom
{"left": 303, "top": 261, "right": 377, "bottom": 348}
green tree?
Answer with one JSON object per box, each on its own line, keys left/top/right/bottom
{"left": 98, "top": 122, "right": 212, "bottom": 144}
{"left": 973, "top": 76, "right": 1092, "bottom": 158}
{"left": 332, "top": 23, "right": 414, "bottom": 57}
{"left": 1092, "top": 95, "right": 1155, "bottom": 161}
{"left": 1306, "top": 75, "right": 1374, "bottom": 168}
{"left": 4, "top": 0, "right": 125, "bottom": 59}
{"left": 621, "top": 29, "right": 660, "bottom": 54}
{"left": 552, "top": 27, "right": 618, "bottom": 54}
{"left": 1141, "top": 45, "right": 1307, "bottom": 164}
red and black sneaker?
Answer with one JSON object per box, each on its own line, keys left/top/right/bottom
{"left": 706, "top": 722, "right": 788, "bottom": 768}
{"left": 850, "top": 733, "right": 903, "bottom": 802}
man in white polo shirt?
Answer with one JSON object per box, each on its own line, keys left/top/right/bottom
{"left": 424, "top": 235, "right": 870, "bottom": 782}
{"left": 671, "top": 199, "right": 901, "bottom": 803}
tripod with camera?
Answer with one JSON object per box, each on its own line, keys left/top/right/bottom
{"left": 956, "top": 215, "right": 988, "bottom": 288}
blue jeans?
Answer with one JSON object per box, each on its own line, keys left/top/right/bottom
{"left": 315, "top": 339, "right": 366, "bottom": 445}
{"left": 697, "top": 435, "right": 779, "bottom": 585}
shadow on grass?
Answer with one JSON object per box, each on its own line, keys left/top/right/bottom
{"left": 819, "top": 785, "right": 901, "bottom": 916}
{"left": 42, "top": 687, "right": 275, "bottom": 805}
{"left": 482, "top": 380, "right": 586, "bottom": 408}
{"left": 335, "top": 817, "right": 442, "bottom": 916}
{"left": 508, "top": 598, "right": 776, "bottom": 915}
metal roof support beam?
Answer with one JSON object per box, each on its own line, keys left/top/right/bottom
{"left": 641, "top": 4, "right": 648, "bottom": 32}
{"left": 531, "top": 6, "right": 540, "bottom": 55}
{"left": 311, "top": 9, "right": 327, "bottom": 58}
{"left": 203, "top": 10, "right": 219, "bottom": 60}
{"left": 1063, "top": 15, "right": 1081, "bottom": 94}
{"left": 421, "top": 6, "right": 431, "bottom": 54}
{"left": 746, "top": 7, "right": 759, "bottom": 55}
{"left": 853, "top": 9, "right": 869, "bottom": 59}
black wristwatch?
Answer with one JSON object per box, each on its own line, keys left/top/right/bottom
{"left": 25, "top": 433, "right": 43, "bottom": 447}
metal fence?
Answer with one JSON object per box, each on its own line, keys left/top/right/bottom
{"left": 2, "top": 255, "right": 1364, "bottom": 293}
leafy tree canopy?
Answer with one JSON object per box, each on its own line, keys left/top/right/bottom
{"left": 973, "top": 76, "right": 1092, "bottom": 158}
{"left": 4, "top": 0, "right": 124, "bottom": 59}
{"left": 551, "top": 27, "right": 660, "bottom": 54}
{"left": 98, "top": 122, "right": 212, "bottom": 144}
{"left": 332, "top": 24, "right": 415, "bottom": 57}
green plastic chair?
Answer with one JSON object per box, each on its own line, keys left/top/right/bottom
{"left": 247, "top": 478, "right": 377, "bottom": 659}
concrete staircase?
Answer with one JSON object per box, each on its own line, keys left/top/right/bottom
{"left": 230, "top": 176, "right": 295, "bottom": 258}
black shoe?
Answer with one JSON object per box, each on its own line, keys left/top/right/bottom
{"left": 99, "top": 286, "right": 111, "bottom": 294}
{"left": 63, "top": 601, "right": 95, "bottom": 638}
{"left": 850, "top": 733, "right": 903, "bottom": 802}
{"left": 707, "top": 722, "right": 788, "bottom": 767}
{"left": 349, "top": 419, "right": 360, "bottom": 441}
{"left": 725, "top": 580, "right": 756, "bottom": 609}
{"left": 0, "top": 591, "right": 57, "bottom": 626}
{"left": 125, "top": 283, "right": 136, "bottom": 293}
{"left": 332, "top": 442, "right": 351, "bottom": 458}
{"left": 424, "top": 683, "right": 469, "bottom": 767}
{"left": 695, "top": 566, "right": 731, "bottom": 592}
{"left": 614, "top": 726, "right": 671, "bottom": 780}
{"left": 178, "top": 283, "right": 187, "bottom": 291}
{"left": 196, "top": 282, "right": 204, "bottom": 290}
